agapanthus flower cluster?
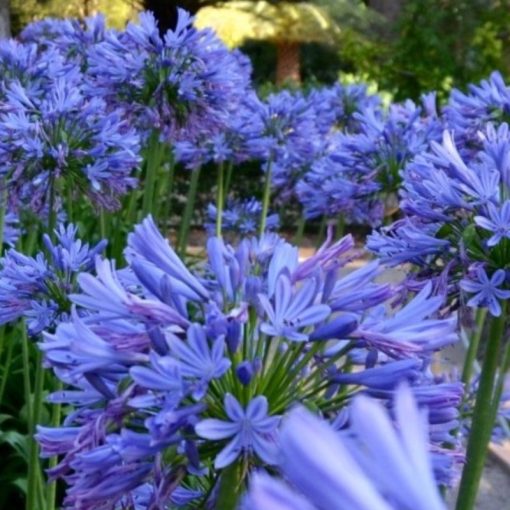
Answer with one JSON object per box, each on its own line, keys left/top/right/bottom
{"left": 19, "top": 14, "right": 110, "bottom": 70}
{"left": 243, "top": 384, "right": 446, "bottom": 510}
{"left": 36, "top": 217, "right": 461, "bottom": 509}
{"left": 173, "top": 92, "right": 267, "bottom": 169}
{"left": 0, "top": 38, "right": 69, "bottom": 102}
{"left": 297, "top": 95, "right": 443, "bottom": 226}
{"left": 444, "top": 71, "right": 510, "bottom": 152}
{"left": 308, "top": 81, "right": 381, "bottom": 134}
{"left": 0, "top": 224, "right": 106, "bottom": 335}
{"left": 86, "top": 9, "right": 253, "bottom": 143}
{"left": 242, "top": 89, "right": 325, "bottom": 201}
{"left": 0, "top": 69, "right": 140, "bottom": 212}
{"left": 205, "top": 197, "right": 279, "bottom": 237}
{"left": 368, "top": 120, "right": 510, "bottom": 316}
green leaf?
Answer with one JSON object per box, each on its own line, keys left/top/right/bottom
{"left": 0, "top": 430, "right": 29, "bottom": 461}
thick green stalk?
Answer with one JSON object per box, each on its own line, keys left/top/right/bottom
{"left": 223, "top": 161, "right": 234, "bottom": 200}
{"left": 455, "top": 305, "right": 507, "bottom": 510}
{"left": 216, "top": 162, "right": 225, "bottom": 237}
{"left": 155, "top": 151, "right": 174, "bottom": 225}
{"left": 216, "top": 460, "right": 243, "bottom": 510}
{"left": 177, "top": 166, "right": 201, "bottom": 256}
{"left": 293, "top": 215, "right": 306, "bottom": 246}
{"left": 21, "top": 326, "right": 33, "bottom": 429}
{"left": 159, "top": 156, "right": 175, "bottom": 230}
{"left": 258, "top": 160, "right": 272, "bottom": 237}
{"left": 141, "top": 131, "right": 164, "bottom": 221}
{"left": 0, "top": 329, "right": 13, "bottom": 404}
{"left": 461, "top": 308, "right": 487, "bottom": 385}
{"left": 490, "top": 340, "right": 510, "bottom": 433}
{"left": 27, "top": 351, "right": 45, "bottom": 510}
{"left": 315, "top": 216, "right": 327, "bottom": 249}
{"left": 99, "top": 207, "right": 107, "bottom": 240}
{"left": 46, "top": 380, "right": 63, "bottom": 510}
{"left": 21, "top": 325, "right": 35, "bottom": 510}
{"left": 0, "top": 181, "right": 7, "bottom": 250}
{"left": 336, "top": 214, "right": 345, "bottom": 239}
{"left": 48, "top": 177, "right": 57, "bottom": 242}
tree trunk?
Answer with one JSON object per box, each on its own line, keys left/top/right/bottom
{"left": 276, "top": 40, "right": 301, "bottom": 85}
{"left": 0, "top": 0, "right": 10, "bottom": 39}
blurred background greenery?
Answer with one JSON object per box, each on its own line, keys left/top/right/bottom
{"left": 4, "top": 0, "right": 510, "bottom": 101}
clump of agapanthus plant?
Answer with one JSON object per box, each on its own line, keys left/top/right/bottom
{"left": 83, "top": 9, "right": 254, "bottom": 224}
{"left": 0, "top": 38, "right": 68, "bottom": 102}
{"left": 0, "top": 68, "right": 140, "bottom": 215}
{"left": 206, "top": 197, "right": 279, "bottom": 239}
{"left": 36, "top": 217, "right": 461, "bottom": 509}
{"left": 0, "top": 224, "right": 106, "bottom": 336}
{"left": 308, "top": 81, "right": 381, "bottom": 134}
{"left": 256, "top": 89, "right": 324, "bottom": 202}
{"left": 444, "top": 71, "right": 510, "bottom": 153}
{"left": 20, "top": 14, "right": 110, "bottom": 70}
{"left": 86, "top": 9, "right": 252, "bottom": 143}
{"left": 368, "top": 114, "right": 510, "bottom": 509}
{"left": 296, "top": 94, "right": 443, "bottom": 228}
{"left": 368, "top": 124, "right": 510, "bottom": 310}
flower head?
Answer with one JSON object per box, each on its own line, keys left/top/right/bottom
{"left": 196, "top": 394, "right": 279, "bottom": 468}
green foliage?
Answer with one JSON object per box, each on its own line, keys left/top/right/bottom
{"left": 358, "top": 0, "right": 510, "bottom": 101}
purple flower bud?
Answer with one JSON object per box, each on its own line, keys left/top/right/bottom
{"left": 236, "top": 361, "right": 254, "bottom": 386}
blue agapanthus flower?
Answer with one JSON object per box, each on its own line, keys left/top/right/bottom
{"left": 0, "top": 71, "right": 140, "bottom": 213}
{"left": 36, "top": 217, "right": 460, "bottom": 509}
{"left": 20, "top": 14, "right": 110, "bottom": 69}
{"left": 296, "top": 94, "right": 442, "bottom": 226}
{"left": 460, "top": 267, "right": 510, "bottom": 317}
{"left": 205, "top": 197, "right": 279, "bottom": 237}
{"left": 0, "top": 223, "right": 106, "bottom": 335}
{"left": 86, "top": 10, "right": 252, "bottom": 143}
{"left": 243, "top": 385, "right": 446, "bottom": 510}
{"left": 474, "top": 200, "right": 510, "bottom": 246}
{"left": 444, "top": 71, "right": 510, "bottom": 151}
{"left": 370, "top": 119, "right": 510, "bottom": 315}
{"left": 196, "top": 394, "right": 279, "bottom": 468}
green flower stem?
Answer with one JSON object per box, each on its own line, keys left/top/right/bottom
{"left": 99, "top": 207, "right": 107, "bottom": 240}
{"left": 23, "top": 219, "right": 41, "bottom": 256}
{"left": 21, "top": 326, "right": 33, "bottom": 430}
{"left": 48, "top": 176, "right": 57, "bottom": 242}
{"left": 455, "top": 304, "right": 507, "bottom": 510}
{"left": 0, "top": 329, "right": 13, "bottom": 404}
{"left": 177, "top": 166, "right": 201, "bottom": 256}
{"left": 293, "top": 215, "right": 306, "bottom": 246}
{"left": 142, "top": 131, "right": 164, "bottom": 221}
{"left": 0, "top": 180, "right": 7, "bottom": 250}
{"left": 27, "top": 351, "right": 45, "bottom": 510}
{"left": 336, "top": 214, "right": 345, "bottom": 238}
{"left": 461, "top": 308, "right": 487, "bottom": 385}
{"left": 66, "top": 185, "right": 74, "bottom": 224}
{"left": 216, "top": 162, "right": 225, "bottom": 237}
{"left": 490, "top": 340, "right": 510, "bottom": 432}
{"left": 46, "top": 380, "right": 63, "bottom": 510}
{"left": 258, "top": 160, "right": 272, "bottom": 237}
{"left": 223, "top": 161, "right": 234, "bottom": 201}
{"left": 21, "top": 325, "right": 35, "bottom": 510}
{"left": 159, "top": 155, "right": 175, "bottom": 231}
{"left": 155, "top": 146, "right": 175, "bottom": 228}
{"left": 216, "top": 460, "right": 243, "bottom": 510}
{"left": 315, "top": 216, "right": 327, "bottom": 249}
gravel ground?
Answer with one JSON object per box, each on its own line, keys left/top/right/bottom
{"left": 447, "top": 458, "right": 510, "bottom": 509}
